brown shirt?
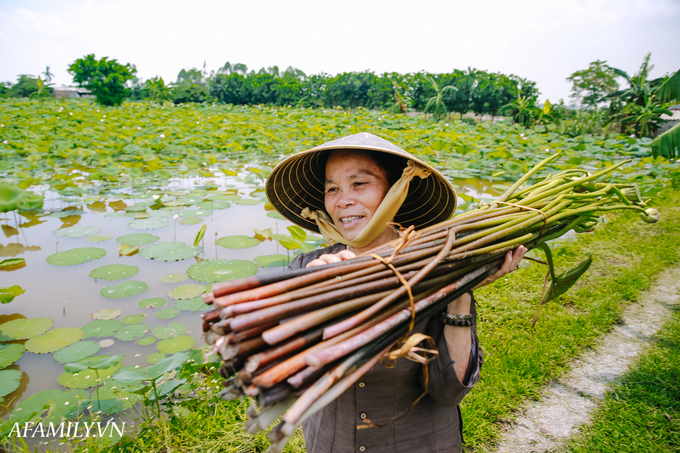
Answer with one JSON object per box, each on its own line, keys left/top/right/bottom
{"left": 288, "top": 245, "right": 484, "bottom": 453}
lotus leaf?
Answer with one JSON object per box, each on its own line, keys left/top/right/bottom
{"left": 0, "top": 183, "right": 45, "bottom": 213}
{"left": 121, "top": 314, "right": 146, "bottom": 324}
{"left": 175, "top": 297, "right": 210, "bottom": 311}
{"left": 5, "top": 388, "right": 59, "bottom": 424}
{"left": 50, "top": 210, "right": 86, "bottom": 218}
{"left": 233, "top": 198, "right": 260, "bottom": 205}
{"left": 155, "top": 307, "right": 181, "bottom": 320}
{"left": 139, "top": 242, "right": 202, "bottom": 261}
{"left": 148, "top": 210, "right": 172, "bottom": 218}
{"left": 147, "top": 352, "right": 166, "bottom": 364}
{"left": 0, "top": 343, "right": 25, "bottom": 369}
{"left": 160, "top": 273, "right": 187, "bottom": 283}
{"left": 267, "top": 211, "right": 286, "bottom": 220}
{"left": 40, "top": 389, "right": 90, "bottom": 425}
{"left": 54, "top": 341, "right": 100, "bottom": 363}
{"left": 254, "top": 254, "right": 290, "bottom": 268}
{"left": 0, "top": 258, "right": 25, "bottom": 269}
{"left": 137, "top": 336, "right": 156, "bottom": 346}
{"left": 0, "top": 369, "right": 22, "bottom": 399}
{"left": 82, "top": 320, "right": 123, "bottom": 338}
{"left": 215, "top": 235, "right": 260, "bottom": 249}
{"left": 0, "top": 285, "right": 25, "bottom": 304}
{"left": 46, "top": 247, "right": 106, "bottom": 266}
{"left": 179, "top": 217, "right": 203, "bottom": 225}
{"left": 116, "top": 233, "right": 160, "bottom": 246}
{"left": 54, "top": 225, "right": 102, "bottom": 238}
{"left": 167, "top": 283, "right": 206, "bottom": 300}
{"left": 24, "top": 327, "right": 84, "bottom": 354}
{"left": 208, "top": 194, "right": 240, "bottom": 201}
{"left": 58, "top": 362, "right": 122, "bottom": 389}
{"left": 177, "top": 209, "right": 212, "bottom": 218}
{"left": 138, "top": 297, "right": 167, "bottom": 309}
{"left": 90, "top": 385, "right": 140, "bottom": 415}
{"left": 187, "top": 259, "right": 258, "bottom": 282}
{"left": 114, "top": 323, "right": 149, "bottom": 341}
{"left": 0, "top": 317, "right": 52, "bottom": 341}
{"left": 89, "top": 264, "right": 139, "bottom": 281}
{"left": 92, "top": 308, "right": 122, "bottom": 320}
{"left": 152, "top": 322, "right": 187, "bottom": 340}
{"left": 100, "top": 281, "right": 148, "bottom": 299}
{"left": 157, "top": 335, "right": 195, "bottom": 354}
{"left": 128, "top": 217, "right": 170, "bottom": 230}
{"left": 125, "top": 205, "right": 147, "bottom": 212}
{"left": 104, "top": 211, "right": 126, "bottom": 217}
{"left": 119, "top": 244, "right": 139, "bottom": 256}
{"left": 99, "top": 338, "right": 114, "bottom": 347}
{"left": 197, "top": 201, "right": 231, "bottom": 210}
{"left": 85, "top": 234, "right": 113, "bottom": 243}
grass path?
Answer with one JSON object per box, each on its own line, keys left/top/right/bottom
{"left": 492, "top": 264, "right": 679, "bottom": 452}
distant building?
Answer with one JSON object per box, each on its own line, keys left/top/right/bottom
{"left": 53, "top": 87, "right": 93, "bottom": 99}
{"left": 658, "top": 104, "right": 680, "bottom": 134}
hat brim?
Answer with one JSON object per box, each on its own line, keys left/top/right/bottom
{"left": 265, "top": 133, "right": 457, "bottom": 234}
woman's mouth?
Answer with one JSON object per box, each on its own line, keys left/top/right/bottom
{"left": 340, "top": 216, "right": 364, "bottom": 228}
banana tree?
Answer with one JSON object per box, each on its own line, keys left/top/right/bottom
{"left": 423, "top": 75, "right": 457, "bottom": 120}
{"left": 651, "top": 70, "right": 680, "bottom": 159}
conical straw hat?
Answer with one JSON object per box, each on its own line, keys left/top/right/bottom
{"left": 265, "top": 132, "right": 457, "bottom": 234}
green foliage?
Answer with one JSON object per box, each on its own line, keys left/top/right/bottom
{"left": 172, "top": 83, "right": 207, "bottom": 104}
{"left": 654, "top": 70, "right": 680, "bottom": 104}
{"left": 0, "top": 285, "right": 25, "bottom": 304}
{"left": 423, "top": 75, "right": 457, "bottom": 120}
{"left": 502, "top": 93, "right": 540, "bottom": 127}
{"left": 567, "top": 59, "right": 619, "bottom": 108}
{"left": 651, "top": 122, "right": 680, "bottom": 159}
{"left": 0, "top": 183, "right": 45, "bottom": 213}
{"left": 5, "top": 75, "right": 54, "bottom": 99}
{"left": 68, "top": 54, "right": 136, "bottom": 106}
{"left": 144, "top": 76, "right": 173, "bottom": 103}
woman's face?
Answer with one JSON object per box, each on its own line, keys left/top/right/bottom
{"left": 324, "top": 150, "right": 391, "bottom": 241}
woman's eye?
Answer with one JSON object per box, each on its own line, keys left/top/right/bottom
{"left": 325, "top": 187, "right": 338, "bottom": 194}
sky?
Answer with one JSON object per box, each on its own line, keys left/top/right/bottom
{"left": 1, "top": 0, "right": 679, "bottom": 104}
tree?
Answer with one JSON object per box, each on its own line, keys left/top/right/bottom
{"left": 423, "top": 75, "right": 457, "bottom": 120}
{"left": 68, "top": 54, "right": 136, "bottom": 106}
{"left": 501, "top": 94, "right": 539, "bottom": 127}
{"left": 42, "top": 66, "right": 54, "bottom": 83}
{"left": 144, "top": 77, "right": 173, "bottom": 103}
{"left": 566, "top": 60, "right": 619, "bottom": 108}
{"left": 7, "top": 75, "right": 52, "bottom": 98}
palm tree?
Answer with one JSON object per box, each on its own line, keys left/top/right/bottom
{"left": 423, "top": 75, "right": 457, "bottom": 120}
{"left": 604, "top": 53, "right": 665, "bottom": 107}
{"left": 145, "top": 77, "right": 173, "bottom": 103}
{"left": 42, "top": 66, "right": 54, "bottom": 83}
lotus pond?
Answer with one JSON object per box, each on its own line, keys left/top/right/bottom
{"left": 0, "top": 98, "right": 678, "bottom": 446}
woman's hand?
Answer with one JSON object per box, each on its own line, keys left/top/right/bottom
{"left": 474, "top": 245, "right": 527, "bottom": 289}
{"left": 306, "top": 250, "right": 357, "bottom": 268}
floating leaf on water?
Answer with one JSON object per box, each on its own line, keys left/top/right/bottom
{"left": 152, "top": 322, "right": 186, "bottom": 339}
{"left": 46, "top": 247, "right": 106, "bottom": 266}
{"left": 119, "top": 244, "right": 140, "bottom": 256}
{"left": 267, "top": 211, "right": 286, "bottom": 220}
{"left": 177, "top": 209, "right": 212, "bottom": 218}
{"left": 0, "top": 343, "right": 25, "bottom": 369}
{"left": 197, "top": 201, "right": 231, "bottom": 210}
{"left": 6, "top": 388, "right": 60, "bottom": 424}
{"left": 187, "top": 259, "right": 258, "bottom": 282}
{"left": 157, "top": 335, "right": 195, "bottom": 354}
{"left": 254, "top": 254, "right": 290, "bottom": 268}
{"left": 89, "top": 264, "right": 139, "bottom": 281}
{"left": 287, "top": 225, "right": 306, "bottom": 242}
{"left": 125, "top": 205, "right": 147, "bottom": 212}
{"left": 53, "top": 341, "right": 100, "bottom": 363}
{"left": 100, "top": 281, "right": 148, "bottom": 299}
{"left": 175, "top": 297, "right": 210, "bottom": 311}
{"left": 139, "top": 242, "right": 202, "bottom": 261}
{"left": 138, "top": 297, "right": 166, "bottom": 309}
{"left": 58, "top": 359, "right": 122, "bottom": 389}
{"left": 82, "top": 320, "right": 123, "bottom": 338}
{"left": 0, "top": 317, "right": 53, "bottom": 341}
{"left": 98, "top": 339, "right": 114, "bottom": 348}
{"left": 25, "top": 327, "right": 84, "bottom": 354}
{"left": 116, "top": 233, "right": 160, "bottom": 246}
{"left": 85, "top": 234, "right": 113, "bottom": 243}
{"left": 137, "top": 336, "right": 156, "bottom": 346}
{"left": 179, "top": 217, "right": 203, "bottom": 225}
{"left": 92, "top": 308, "right": 122, "bottom": 320}
{"left": 121, "top": 314, "right": 146, "bottom": 325}
{"left": 50, "top": 210, "right": 86, "bottom": 218}
{"left": 155, "top": 307, "right": 181, "bottom": 320}
{"left": 215, "top": 235, "right": 260, "bottom": 249}
{"left": 104, "top": 211, "right": 126, "bottom": 218}
{"left": 233, "top": 199, "right": 260, "bottom": 205}
{"left": 128, "top": 217, "right": 170, "bottom": 230}
{"left": 148, "top": 210, "right": 172, "bottom": 218}
{"left": 114, "top": 323, "right": 149, "bottom": 341}
{"left": 0, "top": 258, "right": 25, "bottom": 269}
{"left": 160, "top": 273, "right": 187, "bottom": 284}
{"left": 89, "top": 385, "right": 140, "bottom": 415}
{"left": 0, "top": 285, "right": 25, "bottom": 304}
{"left": 147, "top": 352, "right": 166, "bottom": 365}
{"left": 54, "top": 225, "right": 102, "bottom": 238}
{"left": 167, "top": 284, "right": 206, "bottom": 300}
{"left": 0, "top": 369, "right": 22, "bottom": 398}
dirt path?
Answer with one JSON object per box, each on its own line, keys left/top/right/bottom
{"left": 492, "top": 266, "right": 680, "bottom": 453}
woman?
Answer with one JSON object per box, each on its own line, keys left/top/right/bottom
{"left": 265, "top": 132, "right": 525, "bottom": 453}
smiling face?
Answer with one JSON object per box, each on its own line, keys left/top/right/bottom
{"left": 324, "top": 150, "right": 392, "bottom": 242}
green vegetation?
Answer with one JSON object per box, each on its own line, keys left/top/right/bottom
{"left": 68, "top": 54, "right": 137, "bottom": 106}
{"left": 565, "top": 311, "right": 680, "bottom": 452}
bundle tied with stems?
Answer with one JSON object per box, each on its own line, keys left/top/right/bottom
{"left": 199, "top": 153, "right": 659, "bottom": 452}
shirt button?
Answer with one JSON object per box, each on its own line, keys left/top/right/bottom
{"left": 359, "top": 447, "right": 366, "bottom": 452}
{"left": 360, "top": 412, "right": 367, "bottom": 419}
{"left": 358, "top": 381, "right": 365, "bottom": 388}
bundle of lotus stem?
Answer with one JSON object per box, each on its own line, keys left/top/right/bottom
{"left": 199, "top": 153, "right": 659, "bottom": 452}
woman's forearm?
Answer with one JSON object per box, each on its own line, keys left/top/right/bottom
{"left": 443, "top": 292, "right": 473, "bottom": 383}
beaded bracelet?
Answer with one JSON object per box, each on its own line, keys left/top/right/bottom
{"left": 440, "top": 311, "right": 473, "bottom": 327}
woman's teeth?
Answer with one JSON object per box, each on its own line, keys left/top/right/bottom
{"left": 341, "top": 216, "right": 363, "bottom": 224}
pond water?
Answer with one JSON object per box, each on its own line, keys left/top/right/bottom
{"left": 0, "top": 164, "right": 499, "bottom": 419}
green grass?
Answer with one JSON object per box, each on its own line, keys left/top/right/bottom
{"left": 564, "top": 310, "right": 680, "bottom": 452}
{"left": 463, "top": 188, "right": 680, "bottom": 450}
